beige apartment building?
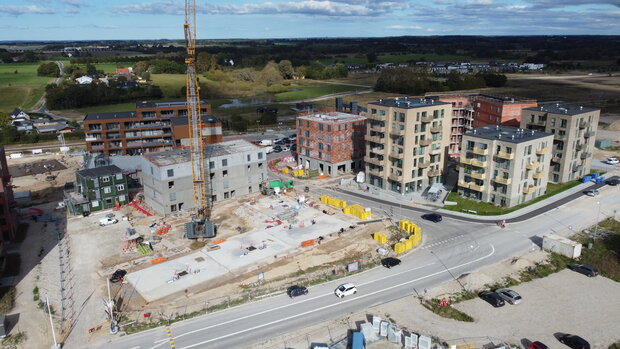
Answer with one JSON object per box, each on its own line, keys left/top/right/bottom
{"left": 520, "top": 104, "right": 600, "bottom": 183}
{"left": 365, "top": 97, "right": 452, "bottom": 194}
{"left": 458, "top": 126, "right": 554, "bottom": 208}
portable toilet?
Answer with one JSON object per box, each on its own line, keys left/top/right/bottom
{"left": 351, "top": 332, "right": 365, "bottom": 349}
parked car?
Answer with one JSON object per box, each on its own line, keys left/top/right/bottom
{"left": 479, "top": 291, "right": 505, "bottom": 307}
{"left": 421, "top": 213, "right": 442, "bottom": 223}
{"left": 558, "top": 334, "right": 590, "bottom": 349}
{"left": 282, "top": 146, "right": 290, "bottom": 152}
{"left": 273, "top": 145, "right": 283, "bottom": 153}
{"left": 605, "top": 157, "right": 619, "bottom": 165}
{"left": 495, "top": 288, "right": 522, "bottom": 305}
{"left": 283, "top": 138, "right": 292, "bottom": 144}
{"left": 606, "top": 178, "right": 620, "bottom": 186}
{"left": 381, "top": 257, "right": 401, "bottom": 268}
{"left": 335, "top": 283, "right": 357, "bottom": 298}
{"left": 528, "top": 341, "right": 549, "bottom": 349}
{"left": 568, "top": 264, "right": 598, "bottom": 277}
{"left": 289, "top": 134, "right": 297, "bottom": 140}
{"left": 110, "top": 269, "right": 127, "bottom": 283}
{"left": 583, "top": 189, "right": 599, "bottom": 197}
{"left": 286, "top": 285, "right": 309, "bottom": 298}
{"left": 99, "top": 217, "right": 118, "bottom": 226}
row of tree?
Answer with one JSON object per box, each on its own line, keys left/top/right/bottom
{"left": 45, "top": 83, "right": 163, "bottom": 109}
{"left": 37, "top": 62, "right": 60, "bottom": 77}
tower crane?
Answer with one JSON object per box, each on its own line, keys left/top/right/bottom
{"left": 184, "top": 0, "right": 214, "bottom": 238}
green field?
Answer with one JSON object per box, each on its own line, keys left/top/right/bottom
{"left": 0, "top": 62, "right": 55, "bottom": 85}
{"left": 70, "top": 62, "right": 134, "bottom": 75}
{"left": 274, "top": 84, "right": 365, "bottom": 102}
{"left": 150, "top": 74, "right": 186, "bottom": 98}
{"left": 0, "top": 62, "right": 56, "bottom": 112}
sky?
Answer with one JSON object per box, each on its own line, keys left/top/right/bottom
{"left": 0, "top": 0, "right": 619, "bottom": 41}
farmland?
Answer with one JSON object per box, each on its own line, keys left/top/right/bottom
{"left": 0, "top": 62, "right": 55, "bottom": 112}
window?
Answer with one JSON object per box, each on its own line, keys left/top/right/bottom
{"left": 248, "top": 186, "right": 252, "bottom": 193}
{"left": 318, "top": 143, "right": 323, "bottom": 150}
{"left": 305, "top": 130, "right": 310, "bottom": 137}
{"left": 222, "top": 159, "right": 228, "bottom": 167}
{"left": 298, "top": 120, "right": 302, "bottom": 127}
{"left": 224, "top": 192, "right": 230, "bottom": 199}
{"left": 318, "top": 124, "right": 324, "bottom": 131}
{"left": 224, "top": 181, "right": 229, "bottom": 189}
{"left": 371, "top": 108, "right": 377, "bottom": 114}
{"left": 103, "top": 186, "right": 112, "bottom": 194}
{"left": 169, "top": 192, "right": 176, "bottom": 201}
{"left": 102, "top": 176, "right": 110, "bottom": 183}
{"left": 560, "top": 119, "right": 567, "bottom": 128}
{"left": 247, "top": 154, "right": 251, "bottom": 161}
{"left": 118, "top": 195, "right": 126, "bottom": 202}
{"left": 168, "top": 181, "right": 174, "bottom": 189}
{"left": 167, "top": 169, "right": 174, "bottom": 177}
{"left": 258, "top": 152, "right": 263, "bottom": 159}
{"left": 170, "top": 204, "right": 177, "bottom": 212}
{"left": 116, "top": 184, "right": 125, "bottom": 191}
{"left": 91, "top": 200, "right": 99, "bottom": 208}
{"left": 258, "top": 162, "right": 263, "bottom": 168}
{"left": 231, "top": 190, "right": 236, "bottom": 197}
{"left": 223, "top": 170, "right": 228, "bottom": 177}
{"left": 116, "top": 173, "right": 123, "bottom": 180}
{"left": 327, "top": 125, "right": 331, "bottom": 132}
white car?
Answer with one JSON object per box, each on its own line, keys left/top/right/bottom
{"left": 606, "top": 157, "right": 619, "bottom": 165}
{"left": 99, "top": 217, "right": 118, "bottom": 226}
{"left": 335, "top": 283, "right": 357, "bottom": 298}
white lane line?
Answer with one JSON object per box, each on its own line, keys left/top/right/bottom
{"left": 129, "top": 346, "right": 141, "bottom": 349}
{"left": 150, "top": 262, "right": 435, "bottom": 347}
{"left": 177, "top": 244, "right": 496, "bottom": 349}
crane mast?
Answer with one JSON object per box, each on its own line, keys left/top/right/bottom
{"left": 184, "top": 0, "right": 212, "bottom": 233}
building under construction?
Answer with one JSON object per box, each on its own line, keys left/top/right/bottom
{"left": 139, "top": 139, "right": 268, "bottom": 215}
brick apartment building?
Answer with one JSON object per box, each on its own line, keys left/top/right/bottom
{"left": 83, "top": 100, "right": 223, "bottom": 156}
{"left": 296, "top": 112, "right": 366, "bottom": 177}
{"left": 520, "top": 103, "right": 600, "bottom": 183}
{"left": 1, "top": 146, "right": 19, "bottom": 258}
{"left": 472, "top": 95, "right": 537, "bottom": 128}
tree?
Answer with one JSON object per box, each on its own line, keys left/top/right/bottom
{"left": 196, "top": 52, "right": 217, "bottom": 73}
{"left": 0, "top": 112, "right": 10, "bottom": 129}
{"left": 134, "top": 60, "right": 151, "bottom": 75}
{"left": 477, "top": 72, "right": 507, "bottom": 87}
{"left": 37, "top": 62, "right": 60, "bottom": 77}
{"left": 277, "top": 60, "right": 294, "bottom": 79}
{"left": 86, "top": 63, "right": 97, "bottom": 75}
{"left": 260, "top": 62, "right": 283, "bottom": 86}
{"left": 367, "top": 52, "right": 378, "bottom": 63}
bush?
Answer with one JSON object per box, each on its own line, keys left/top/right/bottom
{"left": 0, "top": 287, "right": 16, "bottom": 314}
{"left": 37, "top": 62, "right": 60, "bottom": 77}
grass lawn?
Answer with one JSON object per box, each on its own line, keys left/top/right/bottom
{"left": 274, "top": 84, "right": 365, "bottom": 102}
{"left": 444, "top": 180, "right": 583, "bottom": 216}
{"left": 572, "top": 218, "right": 620, "bottom": 282}
{"left": 0, "top": 84, "right": 46, "bottom": 113}
{"left": 71, "top": 62, "right": 134, "bottom": 75}
{"left": 150, "top": 74, "right": 186, "bottom": 99}
{"left": 0, "top": 62, "right": 55, "bottom": 85}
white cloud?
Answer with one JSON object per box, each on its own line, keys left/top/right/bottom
{"left": 60, "top": 0, "right": 85, "bottom": 8}
{"left": 0, "top": 5, "right": 54, "bottom": 15}
{"left": 114, "top": 1, "right": 183, "bottom": 15}
{"left": 388, "top": 25, "right": 423, "bottom": 29}
{"left": 65, "top": 8, "right": 79, "bottom": 14}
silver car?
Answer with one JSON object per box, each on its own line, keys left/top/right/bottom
{"left": 495, "top": 288, "right": 522, "bottom": 305}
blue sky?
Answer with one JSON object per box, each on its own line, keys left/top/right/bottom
{"left": 1, "top": 0, "right": 619, "bottom": 40}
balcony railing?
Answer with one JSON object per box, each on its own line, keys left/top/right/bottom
{"left": 536, "top": 147, "right": 549, "bottom": 155}
{"left": 458, "top": 180, "right": 471, "bottom": 188}
{"left": 388, "top": 172, "right": 403, "bottom": 181}
{"left": 390, "top": 127, "right": 405, "bottom": 136}
{"left": 584, "top": 131, "right": 595, "bottom": 138}
{"left": 364, "top": 155, "right": 383, "bottom": 165}
{"left": 494, "top": 176, "right": 511, "bottom": 185}
{"left": 551, "top": 157, "right": 561, "bottom": 163}
{"left": 469, "top": 183, "right": 484, "bottom": 191}
{"left": 419, "top": 139, "right": 432, "bottom": 146}
{"left": 575, "top": 144, "right": 583, "bottom": 151}
{"left": 367, "top": 167, "right": 384, "bottom": 176}
{"left": 418, "top": 161, "right": 430, "bottom": 169}
{"left": 389, "top": 150, "right": 404, "bottom": 159}
{"left": 554, "top": 134, "right": 567, "bottom": 140}
{"left": 523, "top": 185, "right": 536, "bottom": 194}
{"left": 420, "top": 115, "right": 433, "bottom": 123}
{"left": 366, "top": 135, "right": 385, "bottom": 144}
{"left": 430, "top": 126, "right": 442, "bottom": 133}
{"left": 496, "top": 151, "right": 515, "bottom": 160}
{"left": 526, "top": 161, "right": 540, "bottom": 170}
{"left": 369, "top": 146, "right": 385, "bottom": 155}
{"left": 427, "top": 169, "right": 441, "bottom": 177}
{"left": 473, "top": 147, "right": 489, "bottom": 156}
{"left": 572, "top": 164, "right": 582, "bottom": 172}
{"left": 578, "top": 120, "right": 587, "bottom": 129}
{"left": 533, "top": 170, "right": 546, "bottom": 179}
{"left": 430, "top": 147, "right": 442, "bottom": 155}
{"left": 470, "top": 172, "right": 485, "bottom": 180}
{"left": 470, "top": 159, "right": 487, "bottom": 167}
{"left": 460, "top": 157, "right": 473, "bottom": 165}
{"left": 369, "top": 113, "right": 386, "bottom": 121}
{"left": 370, "top": 124, "right": 386, "bottom": 132}
{"left": 580, "top": 152, "right": 590, "bottom": 160}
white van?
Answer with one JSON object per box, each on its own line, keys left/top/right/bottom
{"left": 99, "top": 217, "right": 118, "bottom": 226}
{"left": 259, "top": 139, "right": 273, "bottom": 146}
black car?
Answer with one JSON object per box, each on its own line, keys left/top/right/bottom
{"left": 421, "top": 213, "right": 442, "bottom": 223}
{"left": 606, "top": 178, "right": 620, "bottom": 186}
{"left": 110, "top": 269, "right": 127, "bottom": 283}
{"left": 558, "top": 334, "right": 590, "bottom": 349}
{"left": 273, "top": 145, "right": 283, "bottom": 152}
{"left": 568, "top": 264, "right": 598, "bottom": 277}
{"left": 479, "top": 291, "right": 505, "bottom": 307}
{"left": 286, "top": 285, "right": 308, "bottom": 298}
{"left": 381, "top": 257, "right": 401, "bottom": 268}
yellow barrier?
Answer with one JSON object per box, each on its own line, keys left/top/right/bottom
{"left": 320, "top": 195, "right": 347, "bottom": 208}
{"left": 373, "top": 232, "right": 387, "bottom": 244}
{"left": 292, "top": 169, "right": 305, "bottom": 177}
{"left": 409, "top": 233, "right": 422, "bottom": 246}
{"left": 403, "top": 239, "right": 413, "bottom": 250}
{"left": 343, "top": 204, "right": 371, "bottom": 219}
{"left": 399, "top": 219, "right": 422, "bottom": 234}
{"left": 281, "top": 168, "right": 289, "bottom": 174}
{"left": 394, "top": 242, "right": 405, "bottom": 254}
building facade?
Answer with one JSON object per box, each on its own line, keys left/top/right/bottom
{"left": 472, "top": 95, "right": 537, "bottom": 128}
{"left": 140, "top": 139, "right": 267, "bottom": 215}
{"left": 365, "top": 97, "right": 452, "bottom": 194}
{"left": 296, "top": 112, "right": 366, "bottom": 177}
{"left": 83, "top": 100, "right": 222, "bottom": 156}
{"left": 1, "top": 147, "right": 19, "bottom": 247}
{"left": 458, "top": 126, "right": 554, "bottom": 208}
{"left": 520, "top": 104, "right": 600, "bottom": 183}
{"left": 427, "top": 94, "right": 476, "bottom": 157}
{"left": 65, "top": 165, "right": 130, "bottom": 215}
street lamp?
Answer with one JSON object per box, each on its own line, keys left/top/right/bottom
{"left": 594, "top": 201, "right": 601, "bottom": 241}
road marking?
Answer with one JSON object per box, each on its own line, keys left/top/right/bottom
{"left": 151, "top": 262, "right": 435, "bottom": 347}
{"left": 129, "top": 347, "right": 141, "bottom": 349}
{"left": 165, "top": 326, "right": 176, "bottom": 348}
{"left": 171, "top": 244, "right": 496, "bottom": 349}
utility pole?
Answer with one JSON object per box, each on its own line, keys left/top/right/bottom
{"left": 430, "top": 250, "right": 467, "bottom": 293}
{"left": 46, "top": 296, "right": 61, "bottom": 349}
{"left": 106, "top": 279, "right": 118, "bottom": 334}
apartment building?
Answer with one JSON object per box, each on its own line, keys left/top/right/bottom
{"left": 472, "top": 95, "right": 537, "bottom": 128}
{"left": 140, "top": 139, "right": 267, "bottom": 215}
{"left": 1, "top": 147, "right": 18, "bottom": 249}
{"left": 458, "top": 126, "right": 554, "bottom": 208}
{"left": 296, "top": 111, "right": 366, "bottom": 176}
{"left": 427, "top": 94, "right": 476, "bottom": 156}
{"left": 64, "top": 165, "right": 130, "bottom": 215}
{"left": 365, "top": 97, "right": 452, "bottom": 194}
{"left": 520, "top": 104, "right": 600, "bottom": 183}
{"left": 83, "top": 100, "right": 223, "bottom": 156}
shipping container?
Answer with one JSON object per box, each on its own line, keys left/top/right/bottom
{"left": 351, "top": 332, "right": 365, "bottom": 349}
{"left": 542, "top": 234, "right": 582, "bottom": 259}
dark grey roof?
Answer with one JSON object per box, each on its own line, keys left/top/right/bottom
{"left": 84, "top": 111, "right": 136, "bottom": 122}
{"left": 523, "top": 103, "right": 599, "bottom": 116}
{"left": 136, "top": 100, "right": 210, "bottom": 109}
{"left": 170, "top": 114, "right": 220, "bottom": 126}
{"left": 77, "top": 165, "right": 124, "bottom": 178}
{"left": 369, "top": 97, "right": 450, "bottom": 109}
{"left": 466, "top": 125, "right": 553, "bottom": 144}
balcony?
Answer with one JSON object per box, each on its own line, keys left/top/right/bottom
{"left": 420, "top": 115, "right": 433, "bottom": 123}
{"left": 533, "top": 170, "right": 546, "bottom": 179}
{"left": 367, "top": 167, "right": 384, "bottom": 176}
{"left": 458, "top": 180, "right": 471, "bottom": 188}
{"left": 496, "top": 151, "right": 515, "bottom": 160}
{"left": 494, "top": 176, "right": 512, "bottom": 185}
{"left": 85, "top": 136, "right": 101, "bottom": 142}
{"left": 575, "top": 144, "right": 584, "bottom": 151}
{"left": 390, "top": 127, "right": 405, "bottom": 136}
{"left": 389, "top": 150, "right": 404, "bottom": 159}
{"left": 551, "top": 157, "right": 561, "bottom": 163}
{"left": 364, "top": 155, "right": 383, "bottom": 165}
{"left": 580, "top": 152, "right": 590, "bottom": 160}
{"left": 470, "top": 159, "right": 487, "bottom": 167}
{"left": 427, "top": 169, "right": 441, "bottom": 177}
{"left": 536, "top": 147, "right": 550, "bottom": 155}
{"left": 430, "top": 147, "right": 443, "bottom": 155}
{"left": 469, "top": 183, "right": 484, "bottom": 192}
{"left": 419, "top": 138, "right": 432, "bottom": 146}
{"left": 369, "top": 146, "right": 385, "bottom": 155}
{"left": 369, "top": 112, "right": 387, "bottom": 122}
{"left": 366, "top": 135, "right": 385, "bottom": 144}
{"left": 579, "top": 120, "right": 587, "bottom": 129}
{"left": 572, "top": 164, "right": 582, "bottom": 172}
{"left": 430, "top": 126, "right": 442, "bottom": 133}
{"left": 370, "top": 124, "right": 386, "bottom": 132}
{"left": 460, "top": 157, "right": 473, "bottom": 165}
{"left": 470, "top": 172, "right": 485, "bottom": 180}
{"left": 554, "top": 134, "right": 567, "bottom": 140}
{"left": 526, "top": 161, "right": 540, "bottom": 170}
{"left": 388, "top": 172, "right": 403, "bottom": 181}
{"left": 523, "top": 185, "right": 536, "bottom": 194}
{"left": 418, "top": 161, "right": 430, "bottom": 169}
{"left": 584, "top": 131, "right": 595, "bottom": 138}
{"left": 472, "top": 147, "right": 489, "bottom": 156}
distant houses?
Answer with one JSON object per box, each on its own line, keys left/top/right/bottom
{"left": 6, "top": 108, "right": 75, "bottom": 134}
